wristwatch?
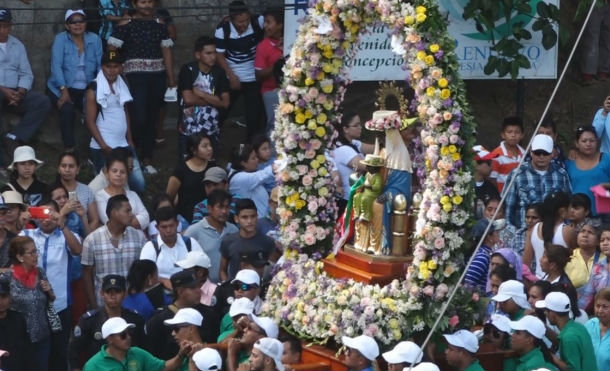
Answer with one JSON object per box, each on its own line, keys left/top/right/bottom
{"left": 59, "top": 85, "right": 66, "bottom": 91}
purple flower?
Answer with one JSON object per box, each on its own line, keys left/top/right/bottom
{"left": 443, "top": 98, "right": 453, "bottom": 107}
{"left": 298, "top": 99, "right": 307, "bottom": 108}
{"left": 435, "top": 50, "right": 444, "bottom": 59}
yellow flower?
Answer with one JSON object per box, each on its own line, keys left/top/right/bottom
{"left": 429, "top": 44, "right": 440, "bottom": 53}
{"left": 404, "top": 15, "right": 415, "bottom": 25}
{"left": 323, "top": 100, "right": 334, "bottom": 110}
{"left": 322, "top": 84, "right": 333, "bottom": 94}
{"left": 416, "top": 51, "right": 426, "bottom": 60}
{"left": 440, "top": 195, "right": 450, "bottom": 205}
{"left": 443, "top": 203, "right": 452, "bottom": 212}
{"left": 318, "top": 187, "right": 329, "bottom": 197}
{"left": 295, "top": 200, "right": 306, "bottom": 210}
{"left": 295, "top": 112, "right": 306, "bottom": 124}
{"left": 440, "top": 146, "right": 449, "bottom": 156}
{"left": 318, "top": 167, "right": 328, "bottom": 176}
{"left": 438, "top": 78, "right": 448, "bottom": 88}
{"left": 316, "top": 154, "right": 326, "bottom": 163}
{"left": 304, "top": 109, "right": 313, "bottom": 119}
{"left": 416, "top": 6, "right": 427, "bottom": 14}
{"left": 452, "top": 152, "right": 461, "bottom": 161}
{"left": 448, "top": 145, "right": 457, "bottom": 153}
{"left": 426, "top": 87, "right": 436, "bottom": 97}
{"left": 297, "top": 302, "right": 305, "bottom": 311}
{"left": 452, "top": 195, "right": 463, "bottom": 205}
{"left": 332, "top": 58, "right": 342, "bottom": 68}
{"left": 307, "top": 120, "right": 317, "bottom": 130}
{"left": 305, "top": 77, "right": 315, "bottom": 86}
{"left": 350, "top": 24, "right": 358, "bottom": 34}
{"left": 317, "top": 71, "right": 325, "bottom": 81}
{"left": 392, "top": 330, "right": 402, "bottom": 340}
{"left": 427, "top": 260, "right": 437, "bottom": 270}
{"left": 388, "top": 318, "right": 399, "bottom": 329}
{"left": 315, "top": 126, "right": 327, "bottom": 137}
{"left": 316, "top": 113, "right": 327, "bottom": 124}
{"left": 416, "top": 13, "right": 427, "bottom": 23}
{"left": 310, "top": 160, "right": 320, "bottom": 169}
{"left": 323, "top": 49, "right": 333, "bottom": 59}
{"left": 425, "top": 55, "right": 434, "bottom": 66}
{"left": 420, "top": 268, "right": 430, "bottom": 280}
{"left": 440, "top": 88, "right": 451, "bottom": 99}
{"left": 322, "top": 63, "right": 333, "bottom": 73}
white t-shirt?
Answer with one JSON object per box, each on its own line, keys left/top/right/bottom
{"left": 140, "top": 235, "right": 203, "bottom": 279}
{"left": 90, "top": 90, "right": 129, "bottom": 149}
{"left": 332, "top": 140, "right": 363, "bottom": 200}
{"left": 95, "top": 189, "right": 150, "bottom": 229}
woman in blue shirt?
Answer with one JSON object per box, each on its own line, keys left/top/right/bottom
{"left": 122, "top": 259, "right": 170, "bottom": 321}
{"left": 47, "top": 9, "right": 102, "bottom": 150}
{"left": 565, "top": 125, "right": 610, "bottom": 215}
{"left": 584, "top": 287, "right": 610, "bottom": 371}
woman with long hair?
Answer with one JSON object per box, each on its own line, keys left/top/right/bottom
{"left": 566, "top": 219, "right": 601, "bottom": 290}
{"left": 540, "top": 244, "right": 573, "bottom": 286}
{"left": 524, "top": 191, "right": 576, "bottom": 278}
{"left": 121, "top": 259, "right": 169, "bottom": 321}
{"left": 579, "top": 225, "right": 610, "bottom": 310}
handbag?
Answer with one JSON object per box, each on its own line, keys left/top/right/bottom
{"left": 46, "top": 300, "right": 62, "bottom": 333}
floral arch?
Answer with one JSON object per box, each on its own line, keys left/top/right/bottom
{"left": 266, "top": 0, "right": 481, "bottom": 344}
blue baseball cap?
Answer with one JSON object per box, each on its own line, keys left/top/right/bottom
{"left": 0, "top": 8, "right": 12, "bottom": 22}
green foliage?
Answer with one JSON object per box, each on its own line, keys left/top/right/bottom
{"left": 463, "top": 0, "right": 564, "bottom": 79}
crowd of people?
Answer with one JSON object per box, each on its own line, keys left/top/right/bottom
{"left": 1, "top": 0, "right": 610, "bottom": 371}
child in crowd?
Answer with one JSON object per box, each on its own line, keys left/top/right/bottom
{"left": 509, "top": 202, "right": 542, "bottom": 258}
{"left": 228, "top": 144, "right": 275, "bottom": 216}
{"left": 1, "top": 146, "right": 47, "bottom": 206}
{"left": 568, "top": 193, "right": 591, "bottom": 231}
{"left": 490, "top": 116, "right": 525, "bottom": 193}
{"left": 473, "top": 145, "right": 500, "bottom": 219}
{"left": 482, "top": 195, "right": 516, "bottom": 250}
{"left": 253, "top": 135, "right": 276, "bottom": 193}
{"left": 257, "top": 187, "right": 280, "bottom": 243}
{"left": 464, "top": 219, "right": 500, "bottom": 291}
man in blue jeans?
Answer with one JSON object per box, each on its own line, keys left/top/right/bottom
{"left": 0, "top": 8, "right": 51, "bottom": 166}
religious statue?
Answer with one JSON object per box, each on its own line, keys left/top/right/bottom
{"left": 353, "top": 149, "right": 385, "bottom": 253}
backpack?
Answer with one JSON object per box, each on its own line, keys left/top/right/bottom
{"left": 218, "top": 15, "right": 264, "bottom": 45}
{"left": 151, "top": 236, "right": 192, "bottom": 257}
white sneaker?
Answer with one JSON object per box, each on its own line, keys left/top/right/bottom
{"left": 144, "top": 165, "right": 158, "bottom": 175}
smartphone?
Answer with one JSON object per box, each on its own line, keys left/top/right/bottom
{"left": 68, "top": 191, "right": 78, "bottom": 202}
{"left": 29, "top": 206, "right": 50, "bottom": 220}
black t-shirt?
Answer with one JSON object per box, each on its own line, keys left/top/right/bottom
{"left": 177, "top": 62, "right": 229, "bottom": 136}
{"left": 1, "top": 179, "right": 47, "bottom": 206}
{"left": 0, "top": 310, "right": 30, "bottom": 371}
{"left": 220, "top": 232, "right": 275, "bottom": 280}
{"left": 172, "top": 160, "right": 215, "bottom": 222}
{"left": 111, "top": 18, "right": 170, "bottom": 61}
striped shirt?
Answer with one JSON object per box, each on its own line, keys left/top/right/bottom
{"left": 214, "top": 15, "right": 264, "bottom": 82}
{"left": 98, "top": 0, "right": 129, "bottom": 41}
{"left": 81, "top": 224, "right": 146, "bottom": 306}
{"left": 490, "top": 141, "right": 525, "bottom": 193}
{"left": 464, "top": 245, "right": 492, "bottom": 291}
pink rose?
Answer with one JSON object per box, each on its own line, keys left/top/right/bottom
{"left": 449, "top": 315, "right": 460, "bottom": 328}
{"left": 303, "top": 232, "right": 316, "bottom": 245}
{"left": 305, "top": 150, "right": 315, "bottom": 159}
{"left": 306, "top": 224, "right": 317, "bottom": 233}
{"left": 472, "top": 293, "right": 479, "bottom": 302}
{"left": 423, "top": 285, "right": 434, "bottom": 297}
{"left": 302, "top": 175, "right": 313, "bottom": 187}
{"left": 308, "top": 201, "right": 318, "bottom": 213}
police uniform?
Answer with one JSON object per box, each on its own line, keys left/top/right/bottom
{"left": 68, "top": 306, "right": 145, "bottom": 368}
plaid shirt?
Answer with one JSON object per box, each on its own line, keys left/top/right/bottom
{"left": 509, "top": 227, "right": 527, "bottom": 256}
{"left": 504, "top": 161, "right": 571, "bottom": 229}
{"left": 81, "top": 225, "right": 146, "bottom": 306}
{"left": 578, "top": 257, "right": 609, "bottom": 310}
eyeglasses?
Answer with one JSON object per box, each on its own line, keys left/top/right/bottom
{"left": 232, "top": 281, "right": 258, "bottom": 291}
{"left": 24, "top": 250, "right": 38, "bottom": 256}
{"left": 484, "top": 324, "right": 503, "bottom": 339}
{"left": 118, "top": 330, "right": 131, "bottom": 340}
{"left": 532, "top": 150, "right": 551, "bottom": 157}
{"left": 68, "top": 19, "right": 86, "bottom": 24}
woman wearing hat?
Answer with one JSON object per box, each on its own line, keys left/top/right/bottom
{"left": 482, "top": 314, "right": 511, "bottom": 351}
{"left": 1, "top": 146, "right": 46, "bottom": 206}
{"left": 48, "top": 9, "right": 103, "bottom": 150}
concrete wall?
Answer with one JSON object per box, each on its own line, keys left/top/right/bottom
{"left": 4, "top": 0, "right": 281, "bottom": 144}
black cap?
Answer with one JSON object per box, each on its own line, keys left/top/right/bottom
{"left": 0, "top": 276, "right": 9, "bottom": 295}
{"left": 101, "top": 50, "right": 124, "bottom": 65}
{"left": 102, "top": 274, "right": 126, "bottom": 292}
{"left": 171, "top": 270, "right": 200, "bottom": 289}
{"left": 240, "top": 250, "right": 269, "bottom": 268}
{"left": 0, "top": 8, "right": 12, "bottom": 22}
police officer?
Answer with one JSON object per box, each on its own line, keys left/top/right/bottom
{"left": 68, "top": 274, "right": 145, "bottom": 371}
{"left": 144, "top": 269, "right": 220, "bottom": 360}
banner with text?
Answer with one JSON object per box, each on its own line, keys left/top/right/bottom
{"left": 283, "top": 0, "right": 557, "bottom": 80}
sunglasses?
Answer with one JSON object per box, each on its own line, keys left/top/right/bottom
{"left": 68, "top": 19, "right": 86, "bottom": 24}
{"left": 484, "top": 324, "right": 503, "bottom": 339}
{"left": 232, "top": 281, "right": 258, "bottom": 291}
{"left": 118, "top": 330, "right": 131, "bottom": 340}
{"left": 532, "top": 150, "right": 551, "bottom": 157}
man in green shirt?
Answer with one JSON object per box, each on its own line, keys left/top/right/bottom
{"left": 536, "top": 292, "right": 598, "bottom": 371}
{"left": 226, "top": 314, "right": 279, "bottom": 371}
{"left": 503, "top": 315, "right": 558, "bottom": 371}
{"left": 493, "top": 280, "right": 530, "bottom": 321}
{"left": 443, "top": 329, "right": 484, "bottom": 371}
{"left": 83, "top": 317, "right": 189, "bottom": 371}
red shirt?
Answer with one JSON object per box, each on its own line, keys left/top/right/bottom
{"left": 254, "top": 37, "right": 283, "bottom": 94}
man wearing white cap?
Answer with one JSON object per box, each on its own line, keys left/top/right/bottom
{"left": 164, "top": 308, "right": 204, "bottom": 371}
{"left": 536, "top": 292, "right": 597, "bottom": 371}
{"left": 505, "top": 134, "right": 571, "bottom": 229}
{"left": 382, "top": 340, "right": 423, "bottom": 370}
{"left": 83, "top": 317, "right": 189, "bottom": 371}
{"left": 342, "top": 335, "right": 379, "bottom": 371}
{"left": 503, "top": 315, "right": 558, "bottom": 371}
{"left": 227, "top": 314, "right": 278, "bottom": 371}
{"left": 249, "top": 337, "right": 284, "bottom": 371}
{"left": 492, "top": 280, "right": 530, "bottom": 320}
{"left": 411, "top": 362, "right": 440, "bottom": 371}
{"left": 443, "top": 329, "right": 484, "bottom": 371}
{"left": 192, "top": 348, "right": 222, "bottom": 371}
{"left": 218, "top": 297, "right": 255, "bottom": 342}
{"left": 174, "top": 250, "right": 216, "bottom": 306}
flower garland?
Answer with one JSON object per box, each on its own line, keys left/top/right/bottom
{"left": 364, "top": 113, "right": 402, "bottom": 131}
{"left": 272, "top": 0, "right": 477, "bottom": 337}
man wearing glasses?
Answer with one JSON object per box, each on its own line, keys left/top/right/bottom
{"left": 226, "top": 314, "right": 279, "bottom": 371}
{"left": 83, "top": 317, "right": 189, "bottom": 371}
{"left": 504, "top": 134, "right": 571, "bottom": 229}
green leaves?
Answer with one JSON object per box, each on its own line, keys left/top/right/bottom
{"left": 462, "top": 0, "right": 563, "bottom": 79}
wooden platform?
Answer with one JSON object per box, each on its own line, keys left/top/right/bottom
{"left": 301, "top": 343, "right": 348, "bottom": 371}
{"left": 323, "top": 247, "right": 412, "bottom": 285}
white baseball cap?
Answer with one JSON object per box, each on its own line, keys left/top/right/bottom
{"left": 531, "top": 134, "right": 554, "bottom": 153}
{"left": 488, "top": 314, "right": 511, "bottom": 334}
{"left": 229, "top": 297, "right": 255, "bottom": 317}
{"left": 253, "top": 337, "right": 285, "bottom": 371}
{"left": 192, "top": 348, "right": 222, "bottom": 370}
{"left": 175, "top": 250, "right": 212, "bottom": 269}
{"left": 411, "top": 362, "right": 441, "bottom": 371}
{"left": 65, "top": 9, "right": 86, "bottom": 22}
{"left": 535, "top": 292, "right": 571, "bottom": 313}
{"left": 232, "top": 269, "right": 260, "bottom": 285}
{"left": 163, "top": 308, "right": 203, "bottom": 327}
{"left": 341, "top": 335, "right": 380, "bottom": 361}
{"left": 382, "top": 341, "right": 423, "bottom": 364}
{"left": 443, "top": 329, "right": 479, "bottom": 353}
{"left": 492, "top": 280, "right": 530, "bottom": 309}
{"left": 249, "top": 314, "right": 279, "bottom": 339}
{"left": 509, "top": 315, "right": 546, "bottom": 339}
{"left": 0, "top": 349, "right": 8, "bottom": 358}
{"left": 8, "top": 146, "right": 42, "bottom": 170}
{"left": 101, "top": 317, "right": 135, "bottom": 339}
